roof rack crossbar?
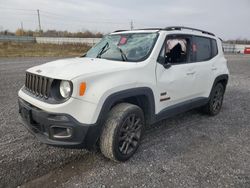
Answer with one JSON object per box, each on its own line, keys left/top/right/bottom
{"left": 164, "top": 26, "right": 215, "bottom": 36}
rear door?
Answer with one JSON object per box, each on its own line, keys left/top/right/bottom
{"left": 190, "top": 36, "right": 217, "bottom": 97}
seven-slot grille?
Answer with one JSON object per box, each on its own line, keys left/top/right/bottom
{"left": 25, "top": 72, "right": 53, "bottom": 98}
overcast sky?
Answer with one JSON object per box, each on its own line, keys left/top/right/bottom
{"left": 0, "top": 0, "right": 249, "bottom": 40}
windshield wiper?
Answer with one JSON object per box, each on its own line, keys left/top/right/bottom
{"left": 97, "top": 42, "right": 110, "bottom": 58}
{"left": 117, "top": 47, "right": 127, "bottom": 61}
{"left": 96, "top": 39, "right": 128, "bottom": 61}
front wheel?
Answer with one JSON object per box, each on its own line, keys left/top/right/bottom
{"left": 100, "top": 103, "right": 145, "bottom": 162}
{"left": 202, "top": 83, "right": 225, "bottom": 116}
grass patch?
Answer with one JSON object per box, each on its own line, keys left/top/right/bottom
{"left": 0, "top": 42, "right": 91, "bottom": 57}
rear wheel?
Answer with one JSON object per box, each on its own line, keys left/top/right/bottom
{"left": 100, "top": 103, "right": 144, "bottom": 162}
{"left": 202, "top": 83, "right": 225, "bottom": 116}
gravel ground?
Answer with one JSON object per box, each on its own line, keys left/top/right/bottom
{"left": 0, "top": 55, "right": 250, "bottom": 188}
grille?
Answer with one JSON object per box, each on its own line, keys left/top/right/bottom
{"left": 25, "top": 72, "right": 53, "bottom": 98}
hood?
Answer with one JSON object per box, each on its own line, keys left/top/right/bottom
{"left": 27, "top": 57, "right": 135, "bottom": 80}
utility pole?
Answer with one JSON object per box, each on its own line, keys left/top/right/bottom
{"left": 130, "top": 20, "right": 134, "bottom": 30}
{"left": 37, "top": 9, "right": 42, "bottom": 32}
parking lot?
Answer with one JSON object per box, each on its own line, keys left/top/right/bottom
{"left": 0, "top": 55, "right": 250, "bottom": 188}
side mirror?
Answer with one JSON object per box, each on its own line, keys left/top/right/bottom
{"left": 158, "top": 56, "right": 171, "bottom": 69}
{"left": 163, "top": 62, "right": 171, "bottom": 69}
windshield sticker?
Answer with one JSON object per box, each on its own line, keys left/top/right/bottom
{"left": 118, "top": 36, "right": 128, "bottom": 45}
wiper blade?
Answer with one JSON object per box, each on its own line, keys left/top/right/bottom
{"left": 118, "top": 47, "right": 128, "bottom": 61}
{"left": 97, "top": 42, "right": 109, "bottom": 58}
{"left": 97, "top": 38, "right": 128, "bottom": 61}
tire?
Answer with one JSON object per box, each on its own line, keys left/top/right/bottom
{"left": 100, "top": 103, "right": 145, "bottom": 162}
{"left": 202, "top": 83, "right": 225, "bottom": 116}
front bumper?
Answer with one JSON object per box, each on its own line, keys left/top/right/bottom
{"left": 18, "top": 98, "right": 99, "bottom": 149}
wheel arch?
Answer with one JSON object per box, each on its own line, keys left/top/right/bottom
{"left": 210, "top": 74, "right": 229, "bottom": 96}
{"left": 98, "top": 87, "right": 155, "bottom": 126}
{"left": 84, "top": 87, "right": 156, "bottom": 149}
{"left": 214, "top": 74, "right": 228, "bottom": 88}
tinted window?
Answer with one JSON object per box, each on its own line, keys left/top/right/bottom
{"left": 193, "top": 36, "right": 211, "bottom": 62}
{"left": 211, "top": 39, "right": 218, "bottom": 57}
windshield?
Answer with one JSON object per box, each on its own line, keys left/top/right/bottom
{"left": 85, "top": 32, "right": 158, "bottom": 62}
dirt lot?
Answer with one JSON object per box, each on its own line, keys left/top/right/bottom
{"left": 0, "top": 55, "right": 250, "bottom": 188}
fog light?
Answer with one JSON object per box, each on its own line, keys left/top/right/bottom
{"left": 51, "top": 126, "right": 72, "bottom": 139}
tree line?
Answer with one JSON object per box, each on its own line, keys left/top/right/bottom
{"left": 0, "top": 29, "right": 103, "bottom": 38}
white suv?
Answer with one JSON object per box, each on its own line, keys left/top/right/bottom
{"left": 18, "top": 26, "right": 229, "bottom": 161}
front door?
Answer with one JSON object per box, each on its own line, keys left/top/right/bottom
{"left": 155, "top": 35, "right": 197, "bottom": 114}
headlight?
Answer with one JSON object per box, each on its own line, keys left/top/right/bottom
{"left": 59, "top": 80, "right": 72, "bottom": 98}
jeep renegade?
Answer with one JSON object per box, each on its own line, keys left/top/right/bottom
{"left": 18, "top": 26, "right": 229, "bottom": 161}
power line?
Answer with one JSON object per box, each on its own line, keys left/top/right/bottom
{"left": 0, "top": 6, "right": 35, "bottom": 12}
{"left": 0, "top": 6, "right": 137, "bottom": 31}
{"left": 0, "top": 6, "right": 131, "bottom": 25}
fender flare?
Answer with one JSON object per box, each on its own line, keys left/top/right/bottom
{"left": 209, "top": 74, "right": 229, "bottom": 97}
{"left": 97, "top": 87, "right": 156, "bottom": 123}
{"left": 85, "top": 87, "right": 156, "bottom": 148}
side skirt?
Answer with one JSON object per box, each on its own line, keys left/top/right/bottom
{"left": 152, "top": 97, "right": 209, "bottom": 124}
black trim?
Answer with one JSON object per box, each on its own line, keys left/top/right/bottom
{"left": 155, "top": 97, "right": 209, "bottom": 123}
{"left": 97, "top": 87, "right": 156, "bottom": 124}
{"left": 18, "top": 98, "right": 98, "bottom": 149}
{"left": 22, "top": 79, "right": 73, "bottom": 104}
{"left": 115, "top": 26, "right": 216, "bottom": 37}
{"left": 210, "top": 74, "right": 229, "bottom": 96}
{"left": 164, "top": 26, "right": 215, "bottom": 36}
{"left": 113, "top": 30, "right": 129, "bottom": 33}
{"left": 160, "top": 97, "right": 170, "bottom": 102}
{"left": 160, "top": 92, "right": 167, "bottom": 96}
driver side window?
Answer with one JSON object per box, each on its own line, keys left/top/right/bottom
{"left": 158, "top": 36, "right": 191, "bottom": 65}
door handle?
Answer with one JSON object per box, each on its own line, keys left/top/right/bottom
{"left": 212, "top": 67, "right": 217, "bottom": 71}
{"left": 186, "top": 71, "right": 196, "bottom": 75}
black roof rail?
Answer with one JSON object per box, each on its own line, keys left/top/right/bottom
{"left": 164, "top": 26, "right": 215, "bottom": 36}
{"left": 113, "top": 30, "right": 128, "bottom": 33}
{"left": 136, "top": 28, "right": 162, "bottom": 31}
{"left": 113, "top": 28, "right": 161, "bottom": 33}
{"left": 112, "top": 27, "right": 216, "bottom": 37}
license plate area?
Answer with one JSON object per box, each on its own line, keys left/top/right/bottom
{"left": 20, "top": 106, "right": 33, "bottom": 124}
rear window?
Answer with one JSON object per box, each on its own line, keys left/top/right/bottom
{"left": 192, "top": 36, "right": 219, "bottom": 62}
{"left": 193, "top": 36, "right": 211, "bottom": 62}
{"left": 211, "top": 39, "right": 218, "bottom": 57}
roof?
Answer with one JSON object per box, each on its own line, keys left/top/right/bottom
{"left": 112, "top": 26, "right": 215, "bottom": 37}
